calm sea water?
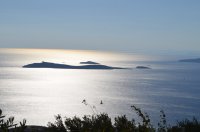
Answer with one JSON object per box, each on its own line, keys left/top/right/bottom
{"left": 0, "top": 48, "right": 200, "bottom": 126}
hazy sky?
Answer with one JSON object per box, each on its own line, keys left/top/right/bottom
{"left": 0, "top": 0, "right": 200, "bottom": 53}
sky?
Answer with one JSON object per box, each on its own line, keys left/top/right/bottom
{"left": 0, "top": 0, "right": 200, "bottom": 53}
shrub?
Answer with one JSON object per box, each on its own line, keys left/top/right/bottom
{"left": 47, "top": 113, "right": 114, "bottom": 132}
{"left": 131, "top": 105, "right": 155, "bottom": 132}
{"left": 0, "top": 109, "right": 26, "bottom": 132}
{"left": 169, "top": 117, "right": 200, "bottom": 132}
{"left": 114, "top": 115, "right": 136, "bottom": 131}
{"left": 47, "top": 114, "right": 66, "bottom": 132}
{"left": 157, "top": 110, "right": 168, "bottom": 132}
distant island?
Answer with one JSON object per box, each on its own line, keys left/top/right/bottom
{"left": 136, "top": 66, "right": 151, "bottom": 69}
{"left": 179, "top": 58, "right": 200, "bottom": 63}
{"left": 80, "top": 61, "right": 100, "bottom": 65}
{"left": 23, "top": 61, "right": 126, "bottom": 70}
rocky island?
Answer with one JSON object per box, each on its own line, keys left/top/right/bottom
{"left": 23, "top": 61, "right": 125, "bottom": 70}
{"left": 136, "top": 66, "right": 151, "bottom": 69}
{"left": 80, "top": 61, "right": 100, "bottom": 65}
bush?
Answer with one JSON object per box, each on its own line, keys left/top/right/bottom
{"left": 48, "top": 113, "right": 114, "bottom": 132}
{"left": 114, "top": 115, "right": 136, "bottom": 131}
{"left": 168, "top": 117, "right": 200, "bottom": 132}
{"left": 47, "top": 105, "right": 200, "bottom": 132}
{"left": 0, "top": 109, "right": 26, "bottom": 132}
{"left": 2, "top": 105, "right": 200, "bottom": 132}
{"left": 47, "top": 105, "right": 157, "bottom": 132}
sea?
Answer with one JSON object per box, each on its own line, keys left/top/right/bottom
{"left": 0, "top": 48, "right": 200, "bottom": 126}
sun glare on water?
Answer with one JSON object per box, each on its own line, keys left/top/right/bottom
{"left": 0, "top": 48, "right": 147, "bottom": 66}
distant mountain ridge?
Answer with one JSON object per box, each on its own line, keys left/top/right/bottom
{"left": 179, "top": 58, "right": 200, "bottom": 63}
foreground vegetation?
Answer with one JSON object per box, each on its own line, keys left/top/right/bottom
{"left": 0, "top": 109, "right": 26, "bottom": 132}
{"left": 1, "top": 105, "right": 200, "bottom": 132}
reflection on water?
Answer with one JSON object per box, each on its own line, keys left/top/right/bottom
{"left": 0, "top": 48, "right": 200, "bottom": 125}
